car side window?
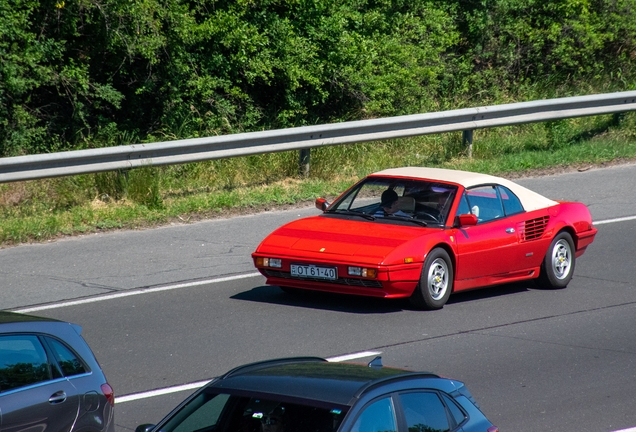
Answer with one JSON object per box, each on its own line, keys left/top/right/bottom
{"left": 399, "top": 391, "right": 450, "bottom": 432}
{"left": 0, "top": 335, "right": 52, "bottom": 393}
{"left": 465, "top": 186, "right": 504, "bottom": 223}
{"left": 455, "top": 193, "right": 470, "bottom": 216}
{"left": 440, "top": 393, "right": 467, "bottom": 427}
{"left": 46, "top": 337, "right": 87, "bottom": 376}
{"left": 352, "top": 397, "right": 397, "bottom": 432}
{"left": 498, "top": 186, "right": 524, "bottom": 216}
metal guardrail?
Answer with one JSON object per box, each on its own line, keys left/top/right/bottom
{"left": 1, "top": 91, "right": 635, "bottom": 183}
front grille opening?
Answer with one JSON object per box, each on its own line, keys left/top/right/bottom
{"left": 262, "top": 269, "right": 383, "bottom": 288}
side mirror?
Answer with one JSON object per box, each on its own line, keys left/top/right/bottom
{"left": 457, "top": 213, "right": 478, "bottom": 226}
{"left": 135, "top": 425, "right": 156, "bottom": 432}
{"left": 315, "top": 197, "right": 330, "bottom": 211}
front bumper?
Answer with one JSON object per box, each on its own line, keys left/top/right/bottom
{"left": 254, "top": 255, "right": 421, "bottom": 298}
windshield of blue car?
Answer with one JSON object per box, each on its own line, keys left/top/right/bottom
{"left": 157, "top": 391, "right": 349, "bottom": 432}
{"left": 327, "top": 177, "right": 458, "bottom": 226}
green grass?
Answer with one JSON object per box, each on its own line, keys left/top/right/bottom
{"left": 1, "top": 112, "right": 635, "bottom": 247}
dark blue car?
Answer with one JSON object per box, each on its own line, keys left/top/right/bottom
{"left": 137, "top": 357, "right": 497, "bottom": 432}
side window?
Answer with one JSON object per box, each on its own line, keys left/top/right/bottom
{"left": 455, "top": 194, "right": 470, "bottom": 216}
{"left": 46, "top": 337, "right": 87, "bottom": 376}
{"left": 440, "top": 394, "right": 466, "bottom": 427}
{"left": 399, "top": 391, "right": 450, "bottom": 432}
{"left": 0, "top": 335, "right": 52, "bottom": 393}
{"left": 352, "top": 397, "right": 397, "bottom": 432}
{"left": 465, "top": 186, "right": 504, "bottom": 223}
{"left": 498, "top": 186, "right": 524, "bottom": 216}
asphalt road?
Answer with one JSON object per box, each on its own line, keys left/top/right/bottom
{"left": 2, "top": 163, "right": 636, "bottom": 432}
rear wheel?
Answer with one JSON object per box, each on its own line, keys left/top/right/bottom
{"left": 538, "top": 231, "right": 575, "bottom": 289}
{"left": 409, "top": 248, "right": 453, "bottom": 310}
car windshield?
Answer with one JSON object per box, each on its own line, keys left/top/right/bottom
{"left": 327, "top": 177, "right": 458, "bottom": 226}
{"left": 157, "top": 390, "right": 348, "bottom": 432}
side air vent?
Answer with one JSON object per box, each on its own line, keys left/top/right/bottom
{"left": 522, "top": 216, "right": 549, "bottom": 241}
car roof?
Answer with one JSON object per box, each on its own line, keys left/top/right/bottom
{"left": 0, "top": 311, "right": 61, "bottom": 325}
{"left": 208, "top": 357, "right": 438, "bottom": 406}
{"left": 372, "top": 167, "right": 558, "bottom": 211}
{"left": 0, "top": 311, "right": 81, "bottom": 334}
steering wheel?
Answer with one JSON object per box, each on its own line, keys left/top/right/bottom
{"left": 418, "top": 211, "right": 440, "bottom": 223}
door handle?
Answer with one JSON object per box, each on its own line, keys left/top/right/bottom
{"left": 49, "top": 390, "right": 67, "bottom": 404}
{"left": 505, "top": 228, "right": 515, "bottom": 234}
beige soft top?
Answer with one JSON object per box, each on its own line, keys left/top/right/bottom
{"left": 373, "top": 167, "right": 557, "bottom": 211}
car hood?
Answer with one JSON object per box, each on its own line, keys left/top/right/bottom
{"left": 257, "top": 215, "right": 435, "bottom": 261}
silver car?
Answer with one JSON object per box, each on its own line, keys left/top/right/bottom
{"left": 0, "top": 311, "right": 115, "bottom": 432}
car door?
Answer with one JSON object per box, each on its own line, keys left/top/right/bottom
{"left": 454, "top": 185, "right": 525, "bottom": 281}
{"left": 0, "top": 334, "right": 80, "bottom": 432}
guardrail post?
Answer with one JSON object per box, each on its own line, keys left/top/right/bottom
{"left": 462, "top": 130, "right": 474, "bottom": 158}
{"left": 299, "top": 148, "right": 311, "bottom": 177}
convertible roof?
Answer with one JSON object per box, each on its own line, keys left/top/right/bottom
{"left": 373, "top": 167, "right": 557, "bottom": 211}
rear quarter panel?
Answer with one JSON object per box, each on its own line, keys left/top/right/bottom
{"left": 549, "top": 201, "right": 597, "bottom": 255}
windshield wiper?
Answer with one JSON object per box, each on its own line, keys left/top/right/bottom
{"left": 327, "top": 210, "right": 376, "bottom": 220}
{"left": 387, "top": 215, "right": 428, "bottom": 226}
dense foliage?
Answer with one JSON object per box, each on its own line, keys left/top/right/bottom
{"left": 1, "top": 0, "right": 635, "bottom": 157}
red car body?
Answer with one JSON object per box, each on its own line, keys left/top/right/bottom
{"left": 252, "top": 167, "right": 597, "bottom": 309}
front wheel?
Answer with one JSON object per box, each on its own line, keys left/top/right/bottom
{"left": 409, "top": 248, "right": 453, "bottom": 310}
{"left": 537, "top": 231, "right": 575, "bottom": 289}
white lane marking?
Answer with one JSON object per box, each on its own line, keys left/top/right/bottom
{"left": 613, "top": 429, "right": 636, "bottom": 432}
{"left": 326, "top": 351, "right": 382, "bottom": 362}
{"left": 114, "top": 351, "right": 382, "bottom": 404}
{"left": 116, "top": 380, "right": 212, "bottom": 403}
{"left": 12, "top": 273, "right": 262, "bottom": 313}
{"left": 594, "top": 215, "right": 636, "bottom": 225}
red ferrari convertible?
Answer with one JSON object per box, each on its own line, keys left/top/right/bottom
{"left": 252, "top": 167, "right": 597, "bottom": 309}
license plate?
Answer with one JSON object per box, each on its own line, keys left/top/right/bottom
{"left": 290, "top": 264, "right": 337, "bottom": 280}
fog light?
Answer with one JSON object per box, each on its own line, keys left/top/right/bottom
{"left": 348, "top": 267, "right": 376, "bottom": 278}
{"left": 256, "top": 257, "right": 282, "bottom": 268}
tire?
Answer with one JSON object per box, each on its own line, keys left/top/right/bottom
{"left": 409, "top": 248, "right": 453, "bottom": 310}
{"left": 538, "top": 231, "right": 575, "bottom": 289}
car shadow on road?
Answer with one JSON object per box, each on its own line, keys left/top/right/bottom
{"left": 231, "top": 281, "right": 535, "bottom": 314}
{"left": 231, "top": 285, "right": 407, "bottom": 314}
{"left": 445, "top": 281, "right": 533, "bottom": 306}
